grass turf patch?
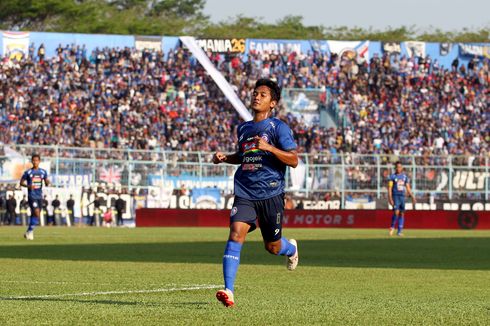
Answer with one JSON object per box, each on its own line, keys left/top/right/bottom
{"left": 0, "top": 227, "right": 488, "bottom": 325}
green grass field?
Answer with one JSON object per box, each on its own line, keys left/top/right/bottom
{"left": 0, "top": 226, "right": 489, "bottom": 325}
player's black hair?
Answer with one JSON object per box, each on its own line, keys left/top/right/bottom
{"left": 31, "top": 153, "right": 41, "bottom": 160}
{"left": 395, "top": 161, "right": 402, "bottom": 166}
{"left": 254, "top": 78, "right": 281, "bottom": 103}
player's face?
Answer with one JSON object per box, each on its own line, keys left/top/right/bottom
{"left": 251, "top": 86, "right": 276, "bottom": 114}
{"left": 396, "top": 164, "right": 403, "bottom": 174}
{"left": 32, "top": 157, "right": 40, "bottom": 169}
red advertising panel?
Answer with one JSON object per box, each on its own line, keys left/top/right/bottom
{"left": 136, "top": 209, "right": 490, "bottom": 230}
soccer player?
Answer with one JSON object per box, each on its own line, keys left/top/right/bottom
{"left": 20, "top": 154, "right": 50, "bottom": 240}
{"left": 388, "top": 161, "right": 416, "bottom": 236}
{"left": 212, "top": 79, "right": 299, "bottom": 307}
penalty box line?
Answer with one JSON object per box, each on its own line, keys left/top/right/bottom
{"left": 1, "top": 284, "right": 222, "bottom": 300}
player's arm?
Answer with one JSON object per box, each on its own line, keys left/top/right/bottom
{"left": 44, "top": 176, "right": 51, "bottom": 187}
{"left": 213, "top": 152, "right": 241, "bottom": 165}
{"left": 406, "top": 183, "right": 416, "bottom": 205}
{"left": 254, "top": 136, "right": 298, "bottom": 168}
{"left": 387, "top": 180, "right": 394, "bottom": 207}
{"left": 20, "top": 173, "right": 31, "bottom": 190}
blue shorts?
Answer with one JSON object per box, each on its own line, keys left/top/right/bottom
{"left": 230, "top": 194, "right": 285, "bottom": 242}
{"left": 28, "top": 198, "right": 43, "bottom": 212}
{"left": 392, "top": 195, "right": 406, "bottom": 212}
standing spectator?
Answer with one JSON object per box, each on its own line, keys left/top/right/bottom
{"left": 42, "top": 195, "right": 49, "bottom": 225}
{"left": 0, "top": 195, "right": 4, "bottom": 225}
{"left": 6, "top": 194, "right": 17, "bottom": 226}
{"left": 52, "top": 195, "right": 61, "bottom": 225}
{"left": 20, "top": 195, "right": 29, "bottom": 226}
{"left": 66, "top": 194, "right": 75, "bottom": 226}
{"left": 37, "top": 43, "right": 45, "bottom": 61}
{"left": 89, "top": 196, "right": 101, "bottom": 226}
{"left": 115, "top": 195, "right": 125, "bottom": 226}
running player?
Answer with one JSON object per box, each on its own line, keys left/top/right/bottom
{"left": 212, "top": 79, "right": 299, "bottom": 307}
{"left": 388, "top": 161, "right": 416, "bottom": 236}
{"left": 20, "top": 154, "right": 50, "bottom": 240}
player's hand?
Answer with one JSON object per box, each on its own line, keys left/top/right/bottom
{"left": 212, "top": 152, "right": 227, "bottom": 164}
{"left": 388, "top": 199, "right": 394, "bottom": 207}
{"left": 254, "top": 136, "right": 272, "bottom": 152}
{"left": 412, "top": 197, "right": 417, "bottom": 205}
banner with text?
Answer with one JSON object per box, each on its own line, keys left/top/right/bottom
{"left": 136, "top": 209, "right": 490, "bottom": 229}
{"left": 2, "top": 31, "right": 29, "bottom": 60}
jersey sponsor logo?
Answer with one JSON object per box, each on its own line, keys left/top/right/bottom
{"left": 243, "top": 156, "right": 262, "bottom": 163}
{"left": 242, "top": 141, "right": 260, "bottom": 154}
{"left": 269, "top": 181, "right": 278, "bottom": 187}
{"left": 396, "top": 179, "right": 405, "bottom": 191}
{"left": 242, "top": 163, "right": 262, "bottom": 171}
{"left": 32, "top": 176, "right": 43, "bottom": 189}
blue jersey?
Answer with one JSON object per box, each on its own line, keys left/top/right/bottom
{"left": 388, "top": 173, "right": 409, "bottom": 197}
{"left": 234, "top": 118, "right": 297, "bottom": 200}
{"left": 21, "top": 168, "right": 48, "bottom": 200}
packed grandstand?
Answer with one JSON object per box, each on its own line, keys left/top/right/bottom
{"left": 1, "top": 38, "right": 488, "bottom": 158}
{"left": 0, "top": 34, "right": 488, "bottom": 222}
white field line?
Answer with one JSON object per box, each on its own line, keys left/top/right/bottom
{"left": 1, "top": 284, "right": 222, "bottom": 300}
{"left": 0, "top": 280, "right": 113, "bottom": 285}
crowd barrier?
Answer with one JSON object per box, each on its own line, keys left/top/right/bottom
{"left": 136, "top": 209, "right": 490, "bottom": 230}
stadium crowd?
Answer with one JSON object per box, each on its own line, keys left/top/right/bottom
{"left": 0, "top": 42, "right": 488, "bottom": 159}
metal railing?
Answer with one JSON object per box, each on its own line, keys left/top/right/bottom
{"left": 1, "top": 144, "right": 488, "bottom": 207}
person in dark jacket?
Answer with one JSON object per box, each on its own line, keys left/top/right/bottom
{"left": 6, "top": 194, "right": 17, "bottom": 225}
{"left": 52, "top": 195, "right": 61, "bottom": 225}
{"left": 115, "top": 195, "right": 125, "bottom": 226}
{"left": 66, "top": 195, "right": 75, "bottom": 225}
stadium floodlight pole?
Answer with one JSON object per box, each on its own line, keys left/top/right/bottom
{"left": 180, "top": 36, "right": 253, "bottom": 122}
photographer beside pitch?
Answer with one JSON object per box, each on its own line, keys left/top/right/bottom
{"left": 212, "top": 79, "right": 299, "bottom": 307}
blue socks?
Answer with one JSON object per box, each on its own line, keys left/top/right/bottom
{"left": 398, "top": 216, "right": 404, "bottom": 234}
{"left": 26, "top": 215, "right": 35, "bottom": 232}
{"left": 223, "top": 240, "right": 242, "bottom": 292}
{"left": 391, "top": 214, "right": 397, "bottom": 228}
{"left": 222, "top": 238, "right": 297, "bottom": 293}
{"left": 278, "top": 237, "right": 296, "bottom": 256}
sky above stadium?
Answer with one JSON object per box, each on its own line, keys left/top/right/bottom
{"left": 204, "top": 0, "right": 489, "bottom": 31}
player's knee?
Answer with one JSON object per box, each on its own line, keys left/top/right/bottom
{"left": 228, "top": 231, "right": 245, "bottom": 243}
{"left": 264, "top": 242, "right": 280, "bottom": 255}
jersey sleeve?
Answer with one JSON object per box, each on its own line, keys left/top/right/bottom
{"left": 276, "top": 122, "right": 297, "bottom": 151}
{"left": 21, "top": 171, "right": 29, "bottom": 182}
{"left": 387, "top": 174, "right": 393, "bottom": 186}
{"left": 236, "top": 123, "right": 244, "bottom": 152}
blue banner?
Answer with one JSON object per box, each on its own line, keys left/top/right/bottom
{"left": 459, "top": 43, "right": 490, "bottom": 58}
{"left": 1, "top": 31, "right": 486, "bottom": 70}
{"left": 148, "top": 175, "right": 233, "bottom": 191}
{"left": 29, "top": 32, "right": 134, "bottom": 58}
{"left": 191, "top": 188, "right": 221, "bottom": 205}
{"left": 247, "top": 39, "right": 312, "bottom": 54}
